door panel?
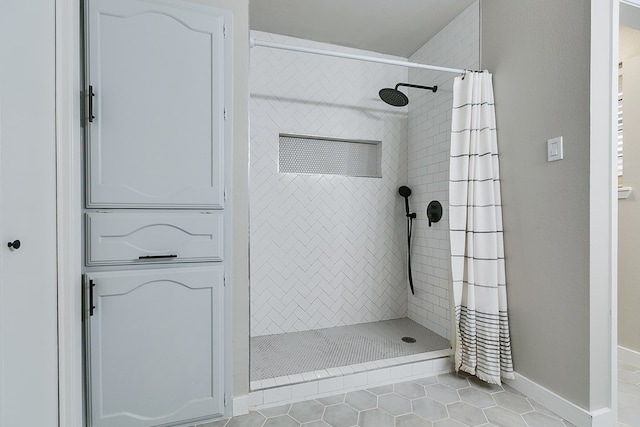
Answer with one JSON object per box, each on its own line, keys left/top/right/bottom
{"left": 86, "top": 0, "right": 225, "bottom": 208}
{"left": 86, "top": 267, "right": 224, "bottom": 427}
{"left": 0, "top": 0, "right": 58, "bottom": 425}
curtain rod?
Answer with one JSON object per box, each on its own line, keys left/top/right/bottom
{"left": 250, "top": 38, "right": 466, "bottom": 75}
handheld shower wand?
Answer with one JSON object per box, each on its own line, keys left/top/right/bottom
{"left": 398, "top": 186, "right": 416, "bottom": 295}
{"left": 398, "top": 186, "right": 416, "bottom": 218}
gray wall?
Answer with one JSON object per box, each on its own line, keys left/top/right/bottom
{"left": 619, "top": 38, "right": 640, "bottom": 354}
{"left": 481, "top": 1, "right": 591, "bottom": 409}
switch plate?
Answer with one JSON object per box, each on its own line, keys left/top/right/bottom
{"left": 547, "top": 136, "right": 563, "bottom": 162}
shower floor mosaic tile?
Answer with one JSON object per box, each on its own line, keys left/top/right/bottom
{"left": 251, "top": 318, "right": 450, "bottom": 381}
{"left": 195, "top": 372, "right": 575, "bottom": 427}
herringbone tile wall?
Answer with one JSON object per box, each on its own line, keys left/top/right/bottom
{"left": 406, "top": 1, "right": 480, "bottom": 340}
{"left": 249, "top": 31, "right": 410, "bottom": 336}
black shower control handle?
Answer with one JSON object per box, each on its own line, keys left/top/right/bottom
{"left": 7, "top": 240, "right": 21, "bottom": 250}
{"left": 426, "top": 201, "right": 443, "bottom": 227}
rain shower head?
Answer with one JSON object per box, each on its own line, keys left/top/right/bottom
{"left": 379, "top": 83, "right": 438, "bottom": 107}
{"left": 379, "top": 88, "right": 409, "bottom": 107}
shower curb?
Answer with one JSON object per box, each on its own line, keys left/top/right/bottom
{"left": 246, "top": 350, "right": 452, "bottom": 411}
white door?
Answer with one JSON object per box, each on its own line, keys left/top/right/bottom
{"left": 0, "top": 0, "right": 58, "bottom": 426}
{"left": 86, "top": 0, "right": 226, "bottom": 209}
{"left": 86, "top": 267, "right": 224, "bottom": 427}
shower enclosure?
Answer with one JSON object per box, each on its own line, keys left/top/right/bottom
{"left": 248, "top": 1, "right": 480, "bottom": 403}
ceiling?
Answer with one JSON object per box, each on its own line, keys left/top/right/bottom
{"left": 249, "top": 0, "right": 476, "bottom": 58}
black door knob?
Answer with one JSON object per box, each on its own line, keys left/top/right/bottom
{"left": 7, "top": 240, "right": 21, "bottom": 249}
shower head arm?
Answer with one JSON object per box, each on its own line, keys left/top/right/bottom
{"left": 395, "top": 83, "right": 438, "bottom": 93}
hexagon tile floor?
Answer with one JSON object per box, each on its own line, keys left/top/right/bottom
{"left": 195, "top": 372, "right": 575, "bottom": 427}
{"left": 618, "top": 360, "right": 640, "bottom": 427}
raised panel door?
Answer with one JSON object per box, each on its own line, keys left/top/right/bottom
{"left": 86, "top": 0, "right": 226, "bottom": 208}
{"left": 85, "top": 267, "right": 224, "bottom": 427}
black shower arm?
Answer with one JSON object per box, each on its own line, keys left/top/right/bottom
{"left": 395, "top": 83, "right": 438, "bottom": 93}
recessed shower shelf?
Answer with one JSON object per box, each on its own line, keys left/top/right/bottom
{"left": 278, "top": 133, "right": 382, "bottom": 178}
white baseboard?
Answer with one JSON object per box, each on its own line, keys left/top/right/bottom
{"left": 619, "top": 345, "right": 640, "bottom": 367}
{"left": 505, "top": 371, "right": 613, "bottom": 427}
{"left": 232, "top": 395, "right": 249, "bottom": 416}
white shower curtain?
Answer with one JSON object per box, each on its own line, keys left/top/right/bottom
{"left": 449, "top": 71, "right": 514, "bottom": 385}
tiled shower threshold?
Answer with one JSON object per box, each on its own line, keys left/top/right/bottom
{"left": 250, "top": 347, "right": 452, "bottom": 391}
{"left": 249, "top": 349, "right": 453, "bottom": 409}
{"left": 248, "top": 319, "right": 453, "bottom": 409}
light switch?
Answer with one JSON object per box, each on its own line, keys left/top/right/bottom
{"left": 547, "top": 137, "right": 563, "bottom": 162}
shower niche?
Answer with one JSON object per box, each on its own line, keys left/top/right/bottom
{"left": 278, "top": 133, "right": 382, "bottom": 178}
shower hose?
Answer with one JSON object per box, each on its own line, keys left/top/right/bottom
{"left": 406, "top": 215, "right": 415, "bottom": 295}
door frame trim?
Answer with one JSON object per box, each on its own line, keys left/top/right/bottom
{"left": 589, "top": 0, "right": 618, "bottom": 423}
{"left": 56, "top": 0, "right": 84, "bottom": 425}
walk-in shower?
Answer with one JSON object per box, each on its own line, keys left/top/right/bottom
{"left": 248, "top": 33, "right": 456, "bottom": 391}
{"left": 247, "top": 9, "right": 481, "bottom": 402}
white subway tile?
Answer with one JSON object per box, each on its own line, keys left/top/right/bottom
{"left": 263, "top": 385, "right": 292, "bottom": 405}
{"left": 274, "top": 376, "right": 291, "bottom": 386}
{"left": 249, "top": 390, "right": 264, "bottom": 407}
{"left": 432, "top": 357, "right": 453, "bottom": 373}
{"left": 368, "top": 368, "right": 391, "bottom": 384}
{"left": 390, "top": 364, "right": 413, "bottom": 380}
{"left": 318, "top": 376, "right": 344, "bottom": 394}
{"left": 412, "top": 360, "right": 434, "bottom": 376}
{"left": 288, "top": 374, "right": 305, "bottom": 385}
{"left": 261, "top": 378, "right": 277, "bottom": 389}
{"left": 291, "top": 381, "right": 318, "bottom": 399}
{"left": 343, "top": 372, "right": 368, "bottom": 388}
